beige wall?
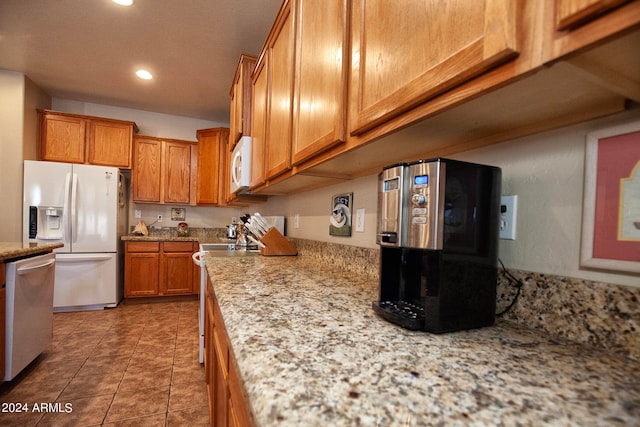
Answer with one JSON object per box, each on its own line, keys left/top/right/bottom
{"left": 248, "top": 109, "right": 640, "bottom": 288}
{"left": 25, "top": 96, "right": 640, "bottom": 287}
{"left": 52, "top": 99, "right": 223, "bottom": 141}
{"left": 0, "top": 71, "right": 25, "bottom": 241}
{"left": 0, "top": 72, "right": 51, "bottom": 241}
{"left": 251, "top": 174, "right": 378, "bottom": 249}
{"left": 24, "top": 77, "right": 51, "bottom": 160}
{"left": 453, "top": 110, "right": 640, "bottom": 288}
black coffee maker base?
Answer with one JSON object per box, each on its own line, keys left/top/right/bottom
{"left": 372, "top": 301, "right": 425, "bottom": 331}
{"left": 372, "top": 300, "right": 496, "bottom": 333}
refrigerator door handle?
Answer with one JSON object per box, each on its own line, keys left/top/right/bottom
{"left": 71, "top": 172, "right": 78, "bottom": 243}
{"left": 63, "top": 172, "right": 72, "bottom": 243}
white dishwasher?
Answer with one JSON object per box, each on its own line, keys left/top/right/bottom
{"left": 5, "top": 252, "right": 56, "bottom": 381}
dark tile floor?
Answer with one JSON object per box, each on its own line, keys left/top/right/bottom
{"left": 0, "top": 300, "right": 209, "bottom": 426}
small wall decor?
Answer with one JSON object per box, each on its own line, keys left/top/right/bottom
{"left": 581, "top": 120, "right": 640, "bottom": 273}
{"left": 329, "top": 192, "right": 353, "bottom": 237}
{"left": 171, "top": 207, "right": 186, "bottom": 222}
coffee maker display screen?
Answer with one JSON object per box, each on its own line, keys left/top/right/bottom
{"left": 414, "top": 175, "right": 429, "bottom": 187}
{"left": 384, "top": 177, "right": 399, "bottom": 191}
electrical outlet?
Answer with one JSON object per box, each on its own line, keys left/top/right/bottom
{"left": 157, "top": 214, "right": 163, "bottom": 223}
{"left": 294, "top": 213, "right": 300, "bottom": 229}
{"left": 134, "top": 210, "right": 142, "bottom": 219}
{"left": 499, "top": 195, "right": 517, "bottom": 240}
{"left": 355, "top": 208, "right": 365, "bottom": 232}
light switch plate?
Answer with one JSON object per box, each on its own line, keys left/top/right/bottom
{"left": 500, "top": 195, "right": 517, "bottom": 240}
{"left": 355, "top": 208, "right": 365, "bottom": 232}
{"left": 134, "top": 210, "right": 142, "bottom": 219}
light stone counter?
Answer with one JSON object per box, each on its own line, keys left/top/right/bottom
{"left": 205, "top": 253, "right": 640, "bottom": 426}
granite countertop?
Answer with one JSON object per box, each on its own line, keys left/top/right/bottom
{"left": 120, "top": 227, "right": 232, "bottom": 243}
{"left": 0, "top": 242, "right": 64, "bottom": 261}
{"left": 121, "top": 235, "right": 202, "bottom": 242}
{"left": 204, "top": 254, "right": 640, "bottom": 426}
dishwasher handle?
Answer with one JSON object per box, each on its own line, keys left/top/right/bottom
{"left": 16, "top": 259, "right": 55, "bottom": 275}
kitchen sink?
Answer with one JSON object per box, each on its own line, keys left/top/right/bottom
{"left": 200, "top": 243, "right": 236, "bottom": 251}
{"left": 199, "top": 243, "right": 259, "bottom": 256}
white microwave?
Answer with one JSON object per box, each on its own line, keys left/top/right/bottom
{"left": 230, "top": 136, "right": 252, "bottom": 194}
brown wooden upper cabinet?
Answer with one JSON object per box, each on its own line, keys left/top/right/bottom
{"left": 250, "top": 48, "right": 269, "bottom": 189}
{"left": 555, "top": 0, "right": 631, "bottom": 30}
{"left": 196, "top": 127, "right": 229, "bottom": 205}
{"left": 38, "top": 109, "right": 138, "bottom": 168}
{"left": 229, "top": 55, "right": 257, "bottom": 150}
{"left": 132, "top": 136, "right": 197, "bottom": 205}
{"left": 349, "top": 0, "right": 519, "bottom": 136}
{"left": 291, "top": 0, "right": 349, "bottom": 166}
{"left": 265, "top": 0, "right": 295, "bottom": 181}
{"left": 250, "top": 0, "right": 349, "bottom": 190}
{"left": 546, "top": 0, "right": 639, "bottom": 61}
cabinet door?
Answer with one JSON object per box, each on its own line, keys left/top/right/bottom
{"left": 228, "top": 360, "right": 252, "bottom": 427}
{"left": 87, "top": 120, "right": 133, "bottom": 168}
{"left": 196, "top": 128, "right": 228, "bottom": 205}
{"left": 555, "top": 0, "right": 630, "bottom": 30}
{"left": 349, "top": 0, "right": 518, "bottom": 135}
{"left": 163, "top": 141, "right": 192, "bottom": 204}
{"left": 230, "top": 55, "right": 257, "bottom": 148}
{"left": 230, "top": 83, "right": 240, "bottom": 149}
{"left": 39, "top": 113, "right": 86, "bottom": 163}
{"left": 221, "top": 134, "right": 236, "bottom": 206}
{"left": 265, "top": 0, "right": 295, "bottom": 179}
{"left": 132, "top": 137, "right": 162, "bottom": 203}
{"left": 205, "top": 283, "right": 215, "bottom": 409}
{"left": 291, "top": 0, "right": 348, "bottom": 165}
{"left": 125, "top": 252, "right": 160, "bottom": 297}
{"left": 161, "top": 252, "right": 193, "bottom": 295}
{"left": 250, "top": 55, "right": 269, "bottom": 189}
{"left": 213, "top": 328, "right": 229, "bottom": 427}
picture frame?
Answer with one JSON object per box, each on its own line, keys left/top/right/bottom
{"left": 580, "top": 120, "right": 640, "bottom": 273}
{"left": 329, "top": 193, "right": 353, "bottom": 237}
{"left": 171, "top": 207, "right": 186, "bottom": 222}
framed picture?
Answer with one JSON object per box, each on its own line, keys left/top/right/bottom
{"left": 330, "top": 193, "right": 353, "bottom": 237}
{"left": 580, "top": 120, "right": 640, "bottom": 273}
{"left": 171, "top": 207, "right": 186, "bottom": 222}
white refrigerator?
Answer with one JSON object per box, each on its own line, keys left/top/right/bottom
{"left": 23, "top": 160, "right": 128, "bottom": 311}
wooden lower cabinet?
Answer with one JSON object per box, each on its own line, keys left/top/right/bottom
{"left": 205, "top": 277, "right": 253, "bottom": 426}
{"left": 161, "top": 242, "right": 195, "bottom": 295}
{"left": 124, "top": 241, "right": 198, "bottom": 297}
{"left": 124, "top": 242, "right": 160, "bottom": 296}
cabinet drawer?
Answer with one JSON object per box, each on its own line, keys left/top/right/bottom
{"left": 126, "top": 242, "right": 160, "bottom": 252}
{"left": 162, "top": 241, "right": 195, "bottom": 252}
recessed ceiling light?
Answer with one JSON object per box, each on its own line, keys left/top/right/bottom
{"left": 135, "top": 69, "right": 153, "bottom": 80}
{"left": 112, "top": 0, "right": 134, "bottom": 5}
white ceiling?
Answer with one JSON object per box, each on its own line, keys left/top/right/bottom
{"left": 0, "top": 0, "right": 283, "bottom": 122}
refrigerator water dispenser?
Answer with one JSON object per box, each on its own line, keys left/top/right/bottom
{"left": 31, "top": 206, "right": 64, "bottom": 240}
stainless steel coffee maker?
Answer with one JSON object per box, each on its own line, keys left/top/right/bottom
{"left": 373, "top": 158, "right": 501, "bottom": 333}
